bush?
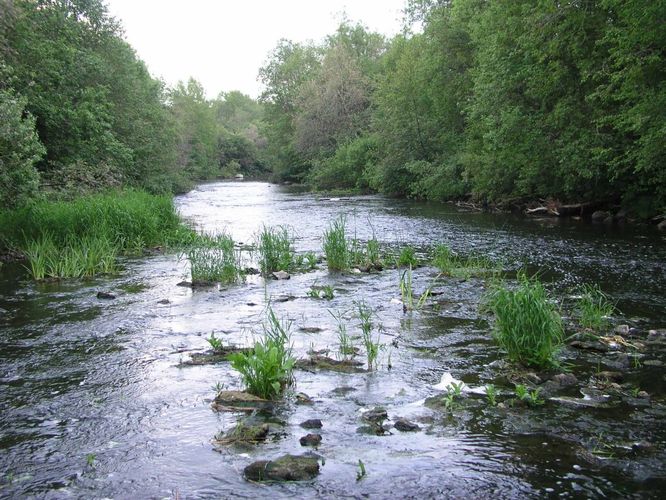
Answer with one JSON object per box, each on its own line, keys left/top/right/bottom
{"left": 485, "top": 274, "right": 563, "bottom": 368}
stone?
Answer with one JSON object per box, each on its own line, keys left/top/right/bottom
{"left": 591, "top": 210, "right": 610, "bottom": 222}
{"left": 176, "top": 280, "right": 192, "bottom": 287}
{"left": 550, "top": 373, "right": 578, "bottom": 387}
{"left": 295, "top": 393, "right": 314, "bottom": 405}
{"left": 394, "top": 418, "right": 420, "bottom": 432}
{"left": 299, "top": 433, "right": 322, "bottom": 447}
{"left": 657, "top": 220, "right": 666, "bottom": 231}
{"left": 300, "top": 419, "right": 323, "bottom": 429}
{"left": 614, "top": 324, "right": 630, "bottom": 335}
{"left": 272, "top": 270, "right": 290, "bottom": 280}
{"left": 96, "top": 291, "right": 116, "bottom": 299}
{"left": 643, "top": 359, "right": 664, "bottom": 367}
{"left": 212, "top": 391, "right": 271, "bottom": 412}
{"left": 597, "top": 371, "right": 624, "bottom": 383}
{"left": 214, "top": 423, "right": 269, "bottom": 445}
{"left": 157, "top": 299, "right": 170, "bottom": 304}
{"left": 244, "top": 454, "right": 320, "bottom": 482}
{"left": 362, "top": 407, "right": 388, "bottom": 423}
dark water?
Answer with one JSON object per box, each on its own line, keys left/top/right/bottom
{"left": 1, "top": 181, "right": 665, "bottom": 498}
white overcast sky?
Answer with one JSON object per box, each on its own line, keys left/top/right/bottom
{"left": 105, "top": 0, "right": 407, "bottom": 99}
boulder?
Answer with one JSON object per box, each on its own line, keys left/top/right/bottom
{"left": 271, "top": 270, "right": 290, "bottom": 280}
{"left": 96, "top": 291, "right": 116, "bottom": 299}
{"left": 300, "top": 419, "right": 323, "bottom": 429}
{"left": 244, "top": 454, "right": 320, "bottom": 482}
{"left": 299, "top": 433, "right": 322, "bottom": 447}
{"left": 591, "top": 210, "right": 610, "bottom": 222}
{"left": 394, "top": 418, "right": 420, "bottom": 432}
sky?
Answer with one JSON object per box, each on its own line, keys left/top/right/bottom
{"left": 105, "top": 0, "right": 407, "bottom": 99}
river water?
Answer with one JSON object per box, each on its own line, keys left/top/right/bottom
{"left": 1, "top": 181, "right": 664, "bottom": 498}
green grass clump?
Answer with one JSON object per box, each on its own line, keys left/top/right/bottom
{"left": 396, "top": 246, "right": 418, "bottom": 268}
{"left": 323, "top": 216, "right": 350, "bottom": 271}
{"left": 433, "top": 244, "right": 498, "bottom": 278}
{"left": 485, "top": 274, "right": 564, "bottom": 368}
{"left": 578, "top": 284, "right": 615, "bottom": 331}
{"left": 399, "top": 265, "right": 437, "bottom": 312}
{"left": 186, "top": 233, "right": 243, "bottom": 284}
{"left": 356, "top": 300, "right": 382, "bottom": 371}
{"left": 256, "top": 225, "right": 295, "bottom": 275}
{"left": 229, "top": 307, "right": 295, "bottom": 399}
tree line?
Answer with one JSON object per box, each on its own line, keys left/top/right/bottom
{"left": 259, "top": 0, "right": 665, "bottom": 217}
{"left": 1, "top": 0, "right": 663, "bottom": 217}
{"left": 0, "top": 0, "right": 266, "bottom": 209}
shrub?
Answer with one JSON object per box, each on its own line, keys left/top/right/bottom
{"left": 485, "top": 274, "right": 563, "bottom": 368}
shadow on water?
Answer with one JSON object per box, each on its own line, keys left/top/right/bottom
{"left": 0, "top": 181, "right": 665, "bottom": 498}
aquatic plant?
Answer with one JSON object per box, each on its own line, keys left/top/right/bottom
{"left": 229, "top": 307, "right": 295, "bottom": 399}
{"left": 396, "top": 245, "right": 418, "bottom": 268}
{"left": 432, "top": 244, "right": 498, "bottom": 278}
{"left": 24, "top": 234, "right": 118, "bottom": 280}
{"left": 356, "top": 459, "right": 366, "bottom": 481}
{"left": 256, "top": 225, "right": 295, "bottom": 275}
{"left": 330, "top": 309, "right": 355, "bottom": 360}
{"left": 323, "top": 215, "right": 349, "bottom": 271}
{"left": 485, "top": 384, "right": 498, "bottom": 406}
{"left": 485, "top": 274, "right": 564, "bottom": 368}
{"left": 206, "top": 333, "right": 225, "bottom": 352}
{"left": 356, "top": 301, "right": 381, "bottom": 370}
{"left": 307, "top": 283, "right": 334, "bottom": 300}
{"left": 577, "top": 284, "right": 615, "bottom": 331}
{"left": 514, "top": 384, "right": 544, "bottom": 406}
{"left": 399, "top": 265, "right": 436, "bottom": 312}
{"left": 186, "top": 233, "right": 243, "bottom": 284}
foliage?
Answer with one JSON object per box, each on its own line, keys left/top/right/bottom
{"left": 485, "top": 274, "right": 564, "bottom": 368}
{"left": 578, "top": 284, "right": 615, "bottom": 331}
{"left": 228, "top": 307, "right": 295, "bottom": 399}
{"left": 255, "top": 225, "right": 294, "bottom": 275}
{"left": 432, "top": 244, "right": 499, "bottom": 278}
{"left": 307, "top": 284, "right": 334, "bottom": 300}
{"left": 485, "top": 384, "right": 497, "bottom": 406}
{"left": 396, "top": 246, "right": 418, "bottom": 268}
{"left": 0, "top": 87, "right": 44, "bottom": 208}
{"left": 399, "top": 266, "right": 436, "bottom": 312}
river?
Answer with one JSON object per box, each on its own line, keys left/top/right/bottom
{"left": 1, "top": 181, "right": 664, "bottom": 498}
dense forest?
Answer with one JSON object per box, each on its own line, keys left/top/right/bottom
{"left": 1, "top": 0, "right": 664, "bottom": 217}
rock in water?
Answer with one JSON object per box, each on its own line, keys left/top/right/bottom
{"left": 299, "top": 433, "right": 322, "bottom": 447}
{"left": 394, "top": 418, "right": 420, "bottom": 432}
{"left": 272, "top": 270, "right": 290, "bottom": 280}
{"left": 96, "top": 291, "right": 116, "bottom": 299}
{"left": 244, "top": 454, "right": 320, "bottom": 481}
{"left": 300, "top": 419, "right": 323, "bottom": 429}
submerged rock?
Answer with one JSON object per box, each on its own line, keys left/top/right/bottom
{"left": 244, "top": 454, "right": 320, "bottom": 482}
{"left": 212, "top": 391, "right": 271, "bottom": 412}
{"left": 295, "top": 355, "right": 366, "bottom": 373}
{"left": 272, "top": 270, "right": 290, "bottom": 280}
{"left": 299, "top": 433, "right": 322, "bottom": 447}
{"left": 394, "top": 418, "right": 420, "bottom": 432}
{"left": 181, "top": 346, "right": 252, "bottom": 366}
{"left": 157, "top": 299, "right": 170, "bottom": 305}
{"left": 96, "top": 291, "right": 116, "bottom": 300}
{"left": 550, "top": 373, "right": 578, "bottom": 387}
{"left": 362, "top": 407, "right": 388, "bottom": 423}
{"left": 300, "top": 419, "right": 323, "bottom": 429}
{"left": 295, "top": 392, "right": 314, "bottom": 405}
{"left": 214, "top": 423, "right": 269, "bottom": 446}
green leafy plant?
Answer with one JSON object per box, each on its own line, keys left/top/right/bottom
{"left": 432, "top": 244, "right": 498, "bottom": 278}
{"left": 399, "top": 265, "right": 437, "bottom": 312}
{"left": 578, "top": 284, "right": 615, "bottom": 331}
{"left": 307, "top": 283, "right": 334, "bottom": 300}
{"left": 228, "top": 307, "right": 295, "bottom": 399}
{"left": 206, "top": 333, "right": 225, "bottom": 352}
{"left": 330, "top": 309, "right": 355, "bottom": 359}
{"left": 515, "top": 384, "right": 544, "bottom": 406}
{"left": 256, "top": 225, "right": 295, "bottom": 274}
{"left": 485, "top": 274, "right": 563, "bottom": 368}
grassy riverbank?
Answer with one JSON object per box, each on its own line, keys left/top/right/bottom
{"left": 0, "top": 190, "right": 197, "bottom": 279}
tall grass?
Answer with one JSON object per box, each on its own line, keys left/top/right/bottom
{"left": 323, "top": 216, "right": 349, "bottom": 271}
{"left": 578, "top": 284, "right": 615, "bottom": 331}
{"left": 357, "top": 300, "right": 382, "bottom": 370}
{"left": 485, "top": 274, "right": 563, "bottom": 368}
{"left": 400, "top": 266, "right": 437, "bottom": 312}
{"left": 0, "top": 190, "right": 196, "bottom": 280}
{"left": 255, "top": 225, "right": 295, "bottom": 275}
{"left": 229, "top": 307, "right": 295, "bottom": 399}
{"left": 186, "top": 233, "right": 243, "bottom": 284}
